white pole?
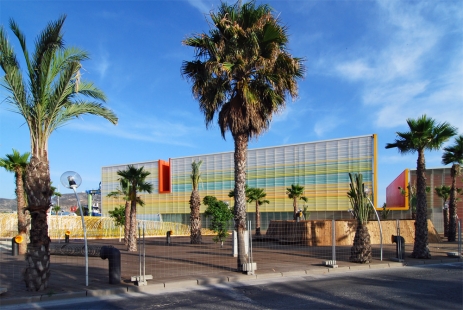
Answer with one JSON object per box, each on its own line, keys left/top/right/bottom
{"left": 72, "top": 187, "right": 88, "bottom": 286}
{"left": 366, "top": 196, "right": 383, "bottom": 261}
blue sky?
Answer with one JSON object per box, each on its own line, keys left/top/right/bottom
{"left": 0, "top": 0, "right": 462, "bottom": 206}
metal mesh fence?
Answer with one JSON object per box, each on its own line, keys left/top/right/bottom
{"left": 1, "top": 214, "right": 461, "bottom": 298}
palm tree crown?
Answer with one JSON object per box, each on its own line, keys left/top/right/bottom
{"left": 0, "top": 15, "right": 118, "bottom": 158}
{"left": 286, "top": 184, "right": 308, "bottom": 220}
{"left": 182, "top": 1, "right": 304, "bottom": 139}
{"left": 0, "top": 149, "right": 30, "bottom": 177}
{"left": 385, "top": 115, "right": 457, "bottom": 154}
{"left": 442, "top": 135, "right": 463, "bottom": 167}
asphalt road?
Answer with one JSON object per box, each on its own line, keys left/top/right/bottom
{"left": 6, "top": 263, "right": 463, "bottom": 310}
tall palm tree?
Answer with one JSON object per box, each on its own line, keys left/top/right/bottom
{"left": 0, "top": 16, "right": 118, "bottom": 290}
{"left": 347, "top": 173, "right": 372, "bottom": 263}
{"left": 247, "top": 187, "right": 269, "bottom": 236}
{"left": 435, "top": 185, "right": 451, "bottom": 238}
{"left": 286, "top": 184, "right": 308, "bottom": 220}
{"left": 117, "top": 165, "right": 153, "bottom": 251}
{"left": 189, "top": 160, "right": 203, "bottom": 244}
{"left": 385, "top": 115, "right": 456, "bottom": 258}
{"left": 0, "top": 149, "right": 30, "bottom": 254}
{"left": 442, "top": 135, "right": 463, "bottom": 242}
{"left": 107, "top": 178, "right": 131, "bottom": 246}
{"left": 182, "top": 1, "right": 304, "bottom": 270}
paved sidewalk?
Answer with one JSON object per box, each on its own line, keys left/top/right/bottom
{"left": 0, "top": 237, "right": 461, "bottom": 307}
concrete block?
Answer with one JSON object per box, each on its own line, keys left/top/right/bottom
{"left": 228, "top": 274, "right": 257, "bottom": 283}
{"left": 388, "top": 262, "right": 405, "bottom": 268}
{"left": 369, "top": 264, "right": 390, "bottom": 269}
{"left": 255, "top": 272, "right": 282, "bottom": 279}
{"left": 40, "top": 291, "right": 87, "bottom": 301}
{"left": 87, "top": 287, "right": 128, "bottom": 297}
{"left": 306, "top": 268, "right": 329, "bottom": 275}
{"left": 163, "top": 280, "right": 197, "bottom": 289}
{"left": 128, "top": 283, "right": 165, "bottom": 293}
{"left": 328, "top": 266, "right": 350, "bottom": 273}
{"left": 282, "top": 270, "right": 307, "bottom": 277}
{"left": 197, "top": 277, "right": 229, "bottom": 286}
{"left": 349, "top": 265, "right": 370, "bottom": 270}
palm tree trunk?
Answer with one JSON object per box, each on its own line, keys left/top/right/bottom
{"left": 255, "top": 201, "right": 261, "bottom": 236}
{"left": 124, "top": 201, "right": 130, "bottom": 246}
{"left": 411, "top": 149, "right": 431, "bottom": 258}
{"left": 15, "top": 167, "right": 28, "bottom": 255}
{"left": 233, "top": 133, "right": 248, "bottom": 271}
{"left": 23, "top": 154, "right": 53, "bottom": 291}
{"left": 293, "top": 198, "right": 297, "bottom": 220}
{"left": 349, "top": 223, "right": 372, "bottom": 263}
{"left": 190, "top": 190, "right": 202, "bottom": 244}
{"left": 128, "top": 200, "right": 137, "bottom": 251}
{"left": 448, "top": 164, "right": 459, "bottom": 242}
{"left": 443, "top": 208, "right": 449, "bottom": 238}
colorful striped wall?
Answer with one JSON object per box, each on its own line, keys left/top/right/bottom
{"left": 101, "top": 135, "right": 377, "bottom": 216}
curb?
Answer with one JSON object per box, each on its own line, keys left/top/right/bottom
{"left": 3, "top": 259, "right": 462, "bottom": 307}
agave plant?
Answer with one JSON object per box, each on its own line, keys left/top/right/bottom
{"left": 347, "top": 173, "right": 372, "bottom": 263}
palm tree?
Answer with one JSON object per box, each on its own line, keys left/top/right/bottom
{"left": 0, "top": 16, "right": 118, "bottom": 290}
{"left": 347, "top": 173, "right": 372, "bottom": 263}
{"left": 189, "top": 160, "right": 203, "bottom": 244}
{"left": 182, "top": 1, "right": 304, "bottom": 271}
{"left": 117, "top": 165, "right": 153, "bottom": 251}
{"left": 247, "top": 188, "right": 269, "bottom": 236}
{"left": 0, "top": 149, "right": 30, "bottom": 255}
{"left": 442, "top": 135, "right": 463, "bottom": 242}
{"left": 385, "top": 115, "right": 456, "bottom": 258}
{"left": 435, "top": 185, "right": 451, "bottom": 237}
{"left": 286, "top": 184, "right": 308, "bottom": 220}
{"left": 107, "top": 178, "right": 131, "bottom": 246}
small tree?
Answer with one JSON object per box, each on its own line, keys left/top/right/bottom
{"left": 0, "top": 149, "right": 30, "bottom": 254}
{"left": 435, "top": 185, "right": 451, "bottom": 237}
{"left": 380, "top": 203, "right": 390, "bottom": 220}
{"left": 52, "top": 205, "right": 61, "bottom": 215}
{"left": 347, "top": 173, "right": 372, "bottom": 264}
{"left": 286, "top": 184, "right": 308, "bottom": 220}
{"left": 109, "top": 206, "right": 125, "bottom": 242}
{"left": 203, "top": 196, "right": 233, "bottom": 247}
{"left": 247, "top": 187, "right": 269, "bottom": 236}
{"left": 117, "top": 165, "right": 153, "bottom": 252}
{"left": 107, "top": 178, "right": 131, "bottom": 246}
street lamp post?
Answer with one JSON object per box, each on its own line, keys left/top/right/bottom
{"left": 61, "top": 171, "right": 88, "bottom": 286}
{"left": 364, "top": 187, "right": 383, "bottom": 261}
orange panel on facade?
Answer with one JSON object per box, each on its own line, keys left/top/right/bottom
{"left": 158, "top": 159, "right": 171, "bottom": 193}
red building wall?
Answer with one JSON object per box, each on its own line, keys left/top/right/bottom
{"left": 410, "top": 167, "right": 463, "bottom": 220}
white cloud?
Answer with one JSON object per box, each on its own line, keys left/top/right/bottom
{"left": 314, "top": 115, "right": 344, "bottom": 137}
{"left": 325, "top": 0, "right": 463, "bottom": 131}
{"left": 336, "top": 60, "right": 372, "bottom": 81}
{"left": 186, "top": 0, "right": 215, "bottom": 14}
{"left": 94, "top": 52, "right": 110, "bottom": 79}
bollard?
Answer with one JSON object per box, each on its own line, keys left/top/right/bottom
{"left": 11, "top": 237, "right": 19, "bottom": 256}
{"left": 100, "top": 246, "right": 121, "bottom": 284}
{"left": 391, "top": 235, "right": 405, "bottom": 260}
{"left": 65, "top": 235, "right": 70, "bottom": 243}
{"left": 166, "top": 230, "right": 172, "bottom": 245}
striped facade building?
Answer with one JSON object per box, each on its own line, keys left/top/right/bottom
{"left": 101, "top": 135, "right": 377, "bottom": 230}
